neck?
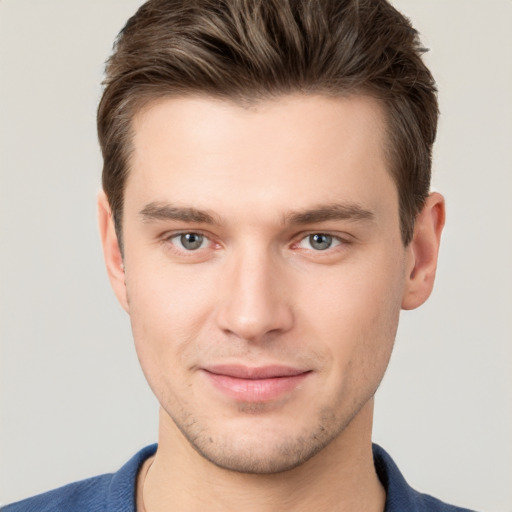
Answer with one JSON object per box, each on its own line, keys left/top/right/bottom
{"left": 138, "top": 401, "right": 385, "bottom": 512}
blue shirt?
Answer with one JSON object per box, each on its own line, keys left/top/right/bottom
{"left": 2, "top": 444, "right": 477, "bottom": 511}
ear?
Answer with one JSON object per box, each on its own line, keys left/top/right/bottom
{"left": 401, "top": 192, "right": 446, "bottom": 310}
{"left": 97, "top": 191, "right": 129, "bottom": 312}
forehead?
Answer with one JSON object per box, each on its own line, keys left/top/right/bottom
{"left": 131, "top": 93, "right": 387, "bottom": 160}
{"left": 125, "top": 93, "right": 397, "bottom": 225}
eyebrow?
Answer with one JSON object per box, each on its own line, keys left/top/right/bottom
{"left": 139, "top": 203, "right": 219, "bottom": 224}
{"left": 139, "top": 201, "right": 375, "bottom": 226}
{"left": 285, "top": 203, "right": 375, "bottom": 225}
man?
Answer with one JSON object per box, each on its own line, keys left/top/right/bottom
{"left": 2, "top": 0, "right": 477, "bottom": 511}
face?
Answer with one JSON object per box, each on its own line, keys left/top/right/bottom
{"left": 108, "top": 94, "right": 414, "bottom": 473}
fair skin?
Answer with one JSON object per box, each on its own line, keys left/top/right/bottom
{"left": 98, "top": 94, "right": 444, "bottom": 512}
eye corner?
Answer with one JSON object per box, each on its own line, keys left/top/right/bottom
{"left": 290, "top": 231, "right": 355, "bottom": 257}
{"left": 295, "top": 232, "right": 342, "bottom": 251}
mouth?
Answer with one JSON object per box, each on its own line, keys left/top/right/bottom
{"left": 201, "top": 365, "right": 312, "bottom": 402}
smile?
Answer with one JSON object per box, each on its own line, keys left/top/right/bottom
{"left": 202, "top": 365, "right": 312, "bottom": 402}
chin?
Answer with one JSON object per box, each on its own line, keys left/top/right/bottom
{"left": 191, "top": 438, "right": 330, "bottom": 474}
{"left": 171, "top": 404, "right": 350, "bottom": 475}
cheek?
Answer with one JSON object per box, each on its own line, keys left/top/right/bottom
{"left": 124, "top": 261, "right": 216, "bottom": 386}
{"left": 296, "top": 249, "right": 405, "bottom": 374}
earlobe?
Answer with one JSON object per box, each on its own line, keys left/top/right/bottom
{"left": 401, "top": 192, "right": 446, "bottom": 310}
{"left": 97, "top": 191, "right": 129, "bottom": 312}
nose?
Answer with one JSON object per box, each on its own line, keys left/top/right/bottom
{"left": 215, "top": 246, "right": 294, "bottom": 343}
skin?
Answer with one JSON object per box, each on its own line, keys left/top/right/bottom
{"left": 98, "top": 94, "right": 445, "bottom": 512}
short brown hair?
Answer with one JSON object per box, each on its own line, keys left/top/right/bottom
{"left": 98, "top": 0, "right": 438, "bottom": 247}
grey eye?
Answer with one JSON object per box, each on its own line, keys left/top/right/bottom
{"left": 180, "top": 233, "right": 204, "bottom": 250}
{"left": 309, "top": 233, "right": 332, "bottom": 250}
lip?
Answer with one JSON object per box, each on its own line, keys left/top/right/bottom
{"left": 202, "top": 365, "right": 311, "bottom": 402}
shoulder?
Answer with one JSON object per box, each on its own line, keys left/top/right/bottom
{"left": 1, "top": 475, "right": 112, "bottom": 512}
{"left": 1, "top": 444, "right": 157, "bottom": 512}
{"left": 411, "top": 492, "right": 477, "bottom": 512}
{"left": 372, "top": 444, "right": 478, "bottom": 512}
{"left": 401, "top": 486, "right": 478, "bottom": 512}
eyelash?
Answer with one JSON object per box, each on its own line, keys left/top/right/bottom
{"left": 162, "top": 230, "right": 216, "bottom": 253}
{"left": 161, "top": 230, "right": 350, "bottom": 255}
{"left": 294, "top": 233, "right": 346, "bottom": 252}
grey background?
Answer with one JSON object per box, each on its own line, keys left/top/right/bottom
{"left": 1, "top": 1, "right": 511, "bottom": 510}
